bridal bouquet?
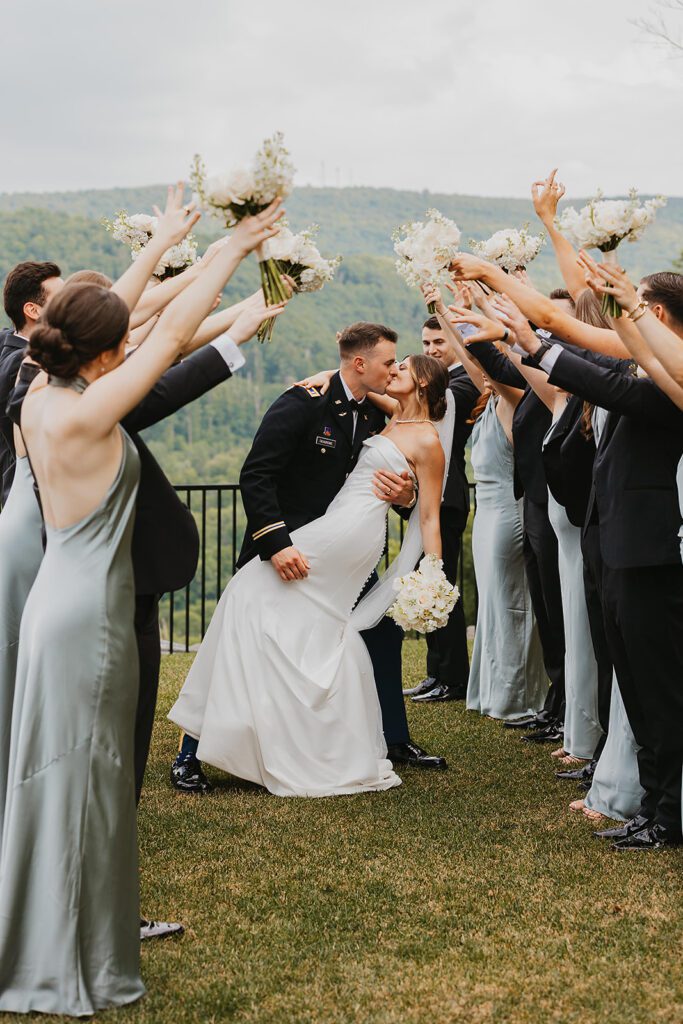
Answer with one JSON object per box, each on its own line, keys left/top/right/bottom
{"left": 104, "top": 211, "right": 198, "bottom": 279}
{"left": 557, "top": 189, "right": 667, "bottom": 315}
{"left": 393, "top": 209, "right": 463, "bottom": 312}
{"left": 190, "top": 132, "right": 295, "bottom": 339}
{"left": 471, "top": 226, "right": 545, "bottom": 272}
{"left": 264, "top": 223, "right": 342, "bottom": 293}
{"left": 388, "top": 554, "right": 458, "bottom": 634}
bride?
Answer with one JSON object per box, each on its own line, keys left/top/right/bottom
{"left": 168, "top": 354, "right": 454, "bottom": 797}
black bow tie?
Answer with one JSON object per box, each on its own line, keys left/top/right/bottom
{"left": 348, "top": 399, "right": 363, "bottom": 413}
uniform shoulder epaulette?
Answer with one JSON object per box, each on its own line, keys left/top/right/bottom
{"left": 292, "top": 383, "right": 322, "bottom": 398}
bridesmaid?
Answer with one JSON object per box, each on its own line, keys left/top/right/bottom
{"left": 0, "top": 363, "right": 44, "bottom": 839}
{"left": 467, "top": 387, "right": 548, "bottom": 719}
{"left": 0, "top": 188, "right": 284, "bottom": 1016}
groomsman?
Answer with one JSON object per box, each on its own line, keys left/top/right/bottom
{"left": 171, "top": 321, "right": 448, "bottom": 791}
{"left": 407, "top": 315, "right": 479, "bottom": 703}
{"left": 0, "top": 262, "right": 63, "bottom": 500}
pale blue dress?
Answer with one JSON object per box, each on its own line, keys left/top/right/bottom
{"left": 467, "top": 398, "right": 548, "bottom": 719}
{"left": 544, "top": 407, "right": 603, "bottom": 759}
{"left": 0, "top": 379, "right": 145, "bottom": 1016}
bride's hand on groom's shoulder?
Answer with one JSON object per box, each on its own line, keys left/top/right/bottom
{"left": 271, "top": 546, "right": 311, "bottom": 582}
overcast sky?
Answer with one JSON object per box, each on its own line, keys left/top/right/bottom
{"left": 3, "top": 0, "right": 682, "bottom": 198}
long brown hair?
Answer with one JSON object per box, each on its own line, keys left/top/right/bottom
{"left": 574, "top": 290, "right": 611, "bottom": 440}
{"left": 467, "top": 386, "right": 493, "bottom": 425}
{"left": 407, "top": 354, "right": 449, "bottom": 420}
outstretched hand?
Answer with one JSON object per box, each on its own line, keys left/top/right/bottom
{"left": 445, "top": 280, "right": 473, "bottom": 310}
{"left": 152, "top": 182, "right": 201, "bottom": 249}
{"left": 448, "top": 253, "right": 491, "bottom": 281}
{"left": 577, "top": 250, "right": 639, "bottom": 313}
{"left": 230, "top": 298, "right": 288, "bottom": 346}
{"left": 447, "top": 306, "right": 506, "bottom": 344}
{"left": 531, "top": 168, "right": 565, "bottom": 227}
{"left": 421, "top": 282, "right": 446, "bottom": 314}
{"left": 231, "top": 198, "right": 285, "bottom": 258}
{"left": 490, "top": 293, "right": 538, "bottom": 350}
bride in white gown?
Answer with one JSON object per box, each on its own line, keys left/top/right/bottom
{"left": 169, "top": 355, "right": 454, "bottom": 797}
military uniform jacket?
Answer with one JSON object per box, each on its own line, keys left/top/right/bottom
{"left": 237, "top": 371, "right": 386, "bottom": 567}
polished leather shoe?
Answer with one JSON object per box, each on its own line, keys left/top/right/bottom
{"left": 594, "top": 814, "right": 650, "bottom": 841}
{"left": 613, "top": 824, "right": 683, "bottom": 851}
{"left": 503, "top": 711, "right": 552, "bottom": 731}
{"left": 521, "top": 725, "right": 563, "bottom": 744}
{"left": 403, "top": 675, "right": 436, "bottom": 697}
{"left": 556, "top": 760, "right": 596, "bottom": 782}
{"left": 411, "top": 683, "right": 465, "bottom": 704}
{"left": 170, "top": 753, "right": 213, "bottom": 793}
{"left": 387, "top": 742, "right": 448, "bottom": 769}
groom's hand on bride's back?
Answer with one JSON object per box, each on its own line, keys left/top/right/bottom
{"left": 271, "top": 546, "right": 311, "bottom": 582}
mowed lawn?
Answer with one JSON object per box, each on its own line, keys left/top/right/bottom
{"left": 8, "top": 641, "right": 683, "bottom": 1024}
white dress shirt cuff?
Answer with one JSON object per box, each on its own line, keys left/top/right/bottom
{"left": 539, "top": 344, "right": 564, "bottom": 374}
{"left": 210, "top": 334, "right": 246, "bottom": 373}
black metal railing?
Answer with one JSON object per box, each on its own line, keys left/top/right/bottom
{"left": 162, "top": 483, "right": 477, "bottom": 653}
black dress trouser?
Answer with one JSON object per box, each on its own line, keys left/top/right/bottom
{"left": 426, "top": 507, "right": 470, "bottom": 691}
{"left": 600, "top": 560, "right": 683, "bottom": 833}
{"left": 359, "top": 571, "right": 410, "bottom": 747}
{"left": 133, "top": 593, "right": 161, "bottom": 804}
{"left": 581, "top": 523, "right": 614, "bottom": 760}
{"left": 522, "top": 497, "right": 566, "bottom": 722}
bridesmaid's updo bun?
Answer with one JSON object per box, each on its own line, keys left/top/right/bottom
{"left": 409, "top": 354, "right": 449, "bottom": 421}
{"left": 29, "top": 282, "right": 129, "bottom": 379}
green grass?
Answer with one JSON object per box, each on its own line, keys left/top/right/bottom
{"left": 6, "top": 641, "right": 683, "bottom": 1023}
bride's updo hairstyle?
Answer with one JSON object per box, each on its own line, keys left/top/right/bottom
{"left": 408, "top": 354, "right": 449, "bottom": 421}
{"left": 29, "top": 282, "right": 129, "bottom": 380}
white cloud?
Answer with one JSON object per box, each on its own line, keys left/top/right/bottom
{"left": 1, "top": 0, "right": 681, "bottom": 197}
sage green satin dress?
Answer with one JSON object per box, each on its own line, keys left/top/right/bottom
{"left": 0, "top": 377, "right": 144, "bottom": 1016}
{"left": 0, "top": 457, "right": 44, "bottom": 839}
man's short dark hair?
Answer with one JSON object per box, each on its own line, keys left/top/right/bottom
{"left": 338, "top": 321, "right": 398, "bottom": 358}
{"left": 422, "top": 316, "right": 442, "bottom": 331}
{"left": 3, "top": 260, "right": 62, "bottom": 331}
{"left": 549, "top": 288, "right": 575, "bottom": 309}
{"left": 640, "top": 272, "right": 683, "bottom": 329}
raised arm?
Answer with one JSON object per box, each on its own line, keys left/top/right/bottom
{"left": 74, "top": 200, "right": 285, "bottom": 435}
{"left": 531, "top": 168, "right": 586, "bottom": 301}
{"left": 183, "top": 291, "right": 265, "bottom": 353}
{"left": 415, "top": 433, "right": 445, "bottom": 558}
{"left": 449, "top": 252, "right": 630, "bottom": 358}
{"left": 421, "top": 282, "right": 488, "bottom": 393}
{"left": 489, "top": 293, "right": 564, "bottom": 412}
{"left": 110, "top": 183, "right": 200, "bottom": 316}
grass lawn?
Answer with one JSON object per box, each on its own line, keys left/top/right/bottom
{"left": 8, "top": 640, "right": 683, "bottom": 1023}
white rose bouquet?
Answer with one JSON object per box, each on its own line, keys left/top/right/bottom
{"left": 557, "top": 189, "right": 667, "bottom": 316}
{"left": 264, "top": 223, "right": 342, "bottom": 293}
{"left": 190, "top": 132, "right": 295, "bottom": 339}
{"left": 104, "top": 210, "right": 198, "bottom": 279}
{"left": 393, "top": 209, "right": 463, "bottom": 312}
{"left": 471, "top": 226, "right": 545, "bottom": 272}
{"left": 387, "top": 554, "right": 458, "bottom": 634}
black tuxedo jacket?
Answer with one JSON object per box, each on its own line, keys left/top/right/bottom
{"left": 547, "top": 348, "right": 683, "bottom": 568}
{"left": 443, "top": 365, "right": 479, "bottom": 516}
{"left": 0, "top": 328, "right": 27, "bottom": 503}
{"left": 7, "top": 344, "right": 232, "bottom": 595}
{"left": 237, "top": 372, "right": 385, "bottom": 567}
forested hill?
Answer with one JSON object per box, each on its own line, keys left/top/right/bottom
{"left": 1, "top": 184, "right": 681, "bottom": 485}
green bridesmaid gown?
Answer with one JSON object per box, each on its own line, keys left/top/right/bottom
{"left": 0, "top": 376, "right": 145, "bottom": 1015}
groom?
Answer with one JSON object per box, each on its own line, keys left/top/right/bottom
{"left": 172, "top": 321, "right": 447, "bottom": 791}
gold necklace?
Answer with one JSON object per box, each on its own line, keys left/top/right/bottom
{"left": 395, "top": 418, "right": 430, "bottom": 424}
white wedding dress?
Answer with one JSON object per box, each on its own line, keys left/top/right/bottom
{"left": 169, "top": 409, "right": 453, "bottom": 798}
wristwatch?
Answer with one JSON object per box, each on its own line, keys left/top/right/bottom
{"left": 522, "top": 337, "right": 553, "bottom": 369}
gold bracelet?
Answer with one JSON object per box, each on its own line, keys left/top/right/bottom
{"left": 626, "top": 300, "right": 648, "bottom": 321}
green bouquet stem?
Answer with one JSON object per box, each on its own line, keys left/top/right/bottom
{"left": 257, "top": 257, "right": 290, "bottom": 342}
{"left": 599, "top": 246, "right": 622, "bottom": 321}
{"left": 426, "top": 300, "right": 437, "bottom": 315}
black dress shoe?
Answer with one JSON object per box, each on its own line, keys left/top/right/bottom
{"left": 594, "top": 814, "right": 650, "bottom": 841}
{"left": 387, "top": 742, "right": 448, "bottom": 769}
{"left": 411, "top": 683, "right": 465, "bottom": 704}
{"left": 503, "top": 710, "right": 554, "bottom": 731}
{"left": 521, "top": 725, "right": 564, "bottom": 744}
{"left": 403, "top": 675, "right": 436, "bottom": 697}
{"left": 170, "top": 753, "right": 213, "bottom": 793}
{"left": 556, "top": 760, "right": 596, "bottom": 782}
{"left": 612, "top": 824, "right": 683, "bottom": 851}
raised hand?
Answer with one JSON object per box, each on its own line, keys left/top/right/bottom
{"left": 294, "top": 368, "right": 336, "bottom": 394}
{"left": 447, "top": 306, "right": 506, "bottom": 344}
{"left": 445, "top": 280, "right": 473, "bottom": 310}
{"left": 200, "top": 235, "right": 231, "bottom": 266}
{"left": 421, "top": 282, "right": 446, "bottom": 314}
{"left": 229, "top": 300, "right": 288, "bottom": 346}
{"left": 449, "top": 253, "right": 491, "bottom": 281}
{"left": 231, "top": 198, "right": 285, "bottom": 257}
{"left": 152, "top": 182, "right": 201, "bottom": 249}
{"left": 577, "top": 250, "right": 639, "bottom": 312}
{"left": 531, "top": 168, "right": 566, "bottom": 227}
{"left": 490, "top": 293, "right": 538, "bottom": 350}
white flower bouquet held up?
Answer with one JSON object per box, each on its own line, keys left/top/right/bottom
{"left": 264, "top": 223, "right": 342, "bottom": 293}
{"left": 393, "top": 209, "right": 463, "bottom": 313}
{"left": 103, "top": 211, "right": 198, "bottom": 279}
{"left": 387, "top": 554, "right": 458, "bottom": 634}
{"left": 190, "top": 132, "right": 295, "bottom": 340}
{"left": 556, "top": 189, "right": 667, "bottom": 316}
{"left": 470, "top": 226, "right": 545, "bottom": 272}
